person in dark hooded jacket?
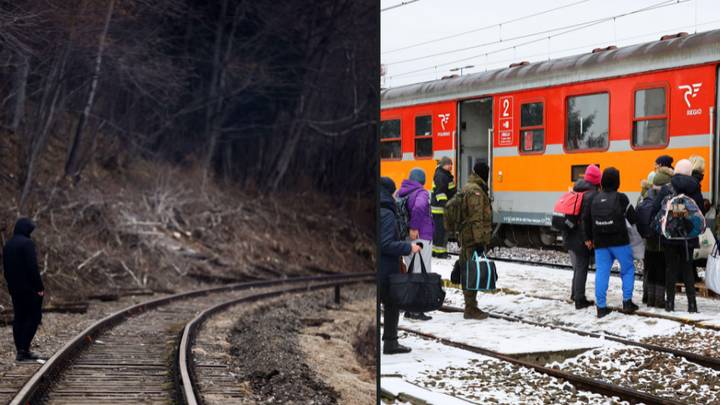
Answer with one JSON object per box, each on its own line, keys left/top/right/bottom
{"left": 3, "top": 218, "right": 45, "bottom": 361}
{"left": 564, "top": 164, "right": 600, "bottom": 310}
{"left": 651, "top": 159, "right": 706, "bottom": 313}
{"left": 583, "top": 167, "right": 638, "bottom": 318}
{"left": 379, "top": 177, "right": 421, "bottom": 354}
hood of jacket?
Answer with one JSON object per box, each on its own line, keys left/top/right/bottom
{"left": 601, "top": 168, "right": 620, "bottom": 191}
{"left": 573, "top": 179, "right": 597, "bottom": 193}
{"left": 380, "top": 187, "right": 396, "bottom": 213}
{"left": 397, "top": 179, "right": 425, "bottom": 198}
{"left": 671, "top": 173, "right": 700, "bottom": 195}
{"left": 13, "top": 218, "right": 35, "bottom": 237}
{"left": 653, "top": 166, "right": 673, "bottom": 186}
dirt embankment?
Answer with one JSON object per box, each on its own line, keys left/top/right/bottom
{"left": 0, "top": 131, "right": 375, "bottom": 310}
{"left": 228, "top": 286, "right": 376, "bottom": 404}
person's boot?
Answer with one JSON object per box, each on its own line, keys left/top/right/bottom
{"left": 404, "top": 312, "right": 432, "bottom": 321}
{"left": 622, "top": 300, "right": 639, "bottom": 314}
{"left": 383, "top": 340, "right": 412, "bottom": 355}
{"left": 646, "top": 285, "right": 655, "bottom": 308}
{"left": 665, "top": 291, "right": 675, "bottom": 312}
{"left": 688, "top": 296, "right": 698, "bottom": 313}
{"left": 596, "top": 306, "right": 612, "bottom": 318}
{"left": 463, "top": 290, "right": 489, "bottom": 320}
{"left": 654, "top": 285, "right": 666, "bottom": 309}
{"left": 15, "top": 350, "right": 30, "bottom": 362}
{"left": 574, "top": 298, "right": 594, "bottom": 310}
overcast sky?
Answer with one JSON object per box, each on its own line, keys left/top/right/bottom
{"left": 381, "top": 0, "right": 720, "bottom": 88}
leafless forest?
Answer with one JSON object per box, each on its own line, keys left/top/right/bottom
{"left": 0, "top": 1, "right": 377, "bottom": 308}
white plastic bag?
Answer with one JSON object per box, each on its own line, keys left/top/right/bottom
{"left": 705, "top": 242, "right": 720, "bottom": 295}
{"left": 626, "top": 220, "right": 645, "bottom": 261}
{"left": 694, "top": 228, "right": 716, "bottom": 260}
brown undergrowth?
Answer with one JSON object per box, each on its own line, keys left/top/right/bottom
{"left": 0, "top": 131, "right": 374, "bottom": 310}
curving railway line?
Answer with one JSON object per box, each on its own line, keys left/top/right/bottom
{"left": 8, "top": 273, "right": 374, "bottom": 404}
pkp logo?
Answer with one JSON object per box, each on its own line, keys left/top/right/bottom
{"left": 438, "top": 113, "right": 450, "bottom": 130}
{"left": 678, "top": 83, "right": 702, "bottom": 108}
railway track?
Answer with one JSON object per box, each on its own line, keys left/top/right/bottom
{"left": 440, "top": 305, "right": 720, "bottom": 371}
{"left": 397, "top": 326, "right": 684, "bottom": 405}
{"left": 9, "top": 272, "right": 373, "bottom": 404}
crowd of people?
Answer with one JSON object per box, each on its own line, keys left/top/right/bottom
{"left": 380, "top": 153, "right": 713, "bottom": 354}
{"left": 379, "top": 160, "right": 493, "bottom": 354}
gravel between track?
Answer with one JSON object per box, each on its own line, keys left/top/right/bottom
{"left": 550, "top": 347, "right": 720, "bottom": 404}
{"left": 229, "top": 287, "right": 373, "bottom": 404}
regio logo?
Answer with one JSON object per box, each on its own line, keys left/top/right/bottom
{"left": 678, "top": 83, "right": 702, "bottom": 116}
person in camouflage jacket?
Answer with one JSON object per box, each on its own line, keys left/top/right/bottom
{"left": 457, "top": 161, "right": 493, "bottom": 320}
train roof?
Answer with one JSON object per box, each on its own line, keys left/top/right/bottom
{"left": 381, "top": 29, "right": 720, "bottom": 109}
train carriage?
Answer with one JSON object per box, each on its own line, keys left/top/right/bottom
{"left": 380, "top": 30, "right": 720, "bottom": 247}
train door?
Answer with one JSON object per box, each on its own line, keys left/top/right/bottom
{"left": 457, "top": 97, "right": 493, "bottom": 189}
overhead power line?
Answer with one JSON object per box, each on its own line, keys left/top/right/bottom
{"left": 383, "top": 0, "right": 592, "bottom": 55}
{"left": 386, "top": 17, "right": 720, "bottom": 84}
{"left": 388, "top": 0, "right": 690, "bottom": 78}
{"left": 382, "top": 0, "right": 421, "bottom": 12}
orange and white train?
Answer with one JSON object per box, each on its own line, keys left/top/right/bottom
{"left": 380, "top": 30, "right": 720, "bottom": 247}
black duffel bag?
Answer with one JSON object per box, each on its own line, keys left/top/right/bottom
{"left": 388, "top": 253, "right": 445, "bottom": 312}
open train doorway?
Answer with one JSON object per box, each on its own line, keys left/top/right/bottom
{"left": 457, "top": 98, "right": 493, "bottom": 189}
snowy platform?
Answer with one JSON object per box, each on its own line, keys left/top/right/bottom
{"left": 431, "top": 257, "right": 720, "bottom": 326}
{"left": 398, "top": 311, "right": 605, "bottom": 356}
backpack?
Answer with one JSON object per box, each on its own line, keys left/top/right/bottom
{"left": 444, "top": 191, "right": 465, "bottom": 234}
{"left": 551, "top": 190, "right": 586, "bottom": 232}
{"left": 655, "top": 192, "right": 706, "bottom": 240}
{"left": 636, "top": 189, "right": 658, "bottom": 238}
{"left": 395, "top": 196, "right": 410, "bottom": 240}
{"left": 591, "top": 192, "right": 625, "bottom": 235}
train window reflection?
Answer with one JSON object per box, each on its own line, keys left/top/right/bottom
{"left": 381, "top": 119, "right": 402, "bottom": 159}
{"left": 520, "top": 102, "right": 544, "bottom": 153}
{"left": 414, "top": 115, "right": 433, "bottom": 158}
{"left": 565, "top": 93, "right": 609, "bottom": 151}
{"left": 633, "top": 88, "right": 667, "bottom": 148}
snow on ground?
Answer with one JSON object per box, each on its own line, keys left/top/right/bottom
{"left": 381, "top": 334, "right": 623, "bottom": 405}
{"left": 433, "top": 257, "right": 720, "bottom": 325}
{"left": 443, "top": 288, "right": 682, "bottom": 340}
{"left": 398, "top": 311, "right": 607, "bottom": 355}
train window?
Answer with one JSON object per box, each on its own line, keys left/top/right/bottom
{"left": 520, "top": 102, "right": 544, "bottom": 152}
{"left": 380, "top": 119, "right": 401, "bottom": 159}
{"left": 414, "top": 115, "right": 433, "bottom": 158}
{"left": 565, "top": 93, "right": 609, "bottom": 151}
{"left": 633, "top": 88, "right": 667, "bottom": 147}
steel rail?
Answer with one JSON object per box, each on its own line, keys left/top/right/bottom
{"left": 178, "top": 276, "right": 374, "bottom": 405}
{"left": 9, "top": 272, "right": 373, "bottom": 405}
{"left": 398, "top": 326, "right": 684, "bottom": 405}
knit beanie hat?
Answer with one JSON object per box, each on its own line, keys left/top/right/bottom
{"left": 674, "top": 159, "right": 693, "bottom": 176}
{"left": 409, "top": 168, "right": 426, "bottom": 185}
{"left": 601, "top": 167, "right": 620, "bottom": 191}
{"left": 380, "top": 176, "right": 396, "bottom": 195}
{"left": 438, "top": 157, "right": 453, "bottom": 168}
{"left": 584, "top": 164, "right": 601, "bottom": 186}
{"left": 655, "top": 155, "right": 673, "bottom": 168}
{"left": 473, "top": 161, "right": 490, "bottom": 182}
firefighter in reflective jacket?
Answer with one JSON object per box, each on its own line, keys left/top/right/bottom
{"left": 431, "top": 157, "right": 456, "bottom": 258}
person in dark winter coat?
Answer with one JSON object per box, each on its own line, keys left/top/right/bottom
{"left": 583, "top": 167, "right": 638, "bottom": 318}
{"left": 379, "top": 177, "right": 421, "bottom": 354}
{"left": 431, "top": 157, "right": 456, "bottom": 258}
{"left": 398, "top": 168, "right": 434, "bottom": 321}
{"left": 564, "top": 164, "right": 600, "bottom": 310}
{"left": 3, "top": 218, "right": 45, "bottom": 361}
{"left": 651, "top": 159, "right": 707, "bottom": 313}
{"left": 642, "top": 165, "right": 673, "bottom": 308}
